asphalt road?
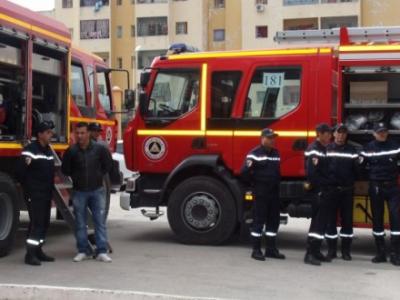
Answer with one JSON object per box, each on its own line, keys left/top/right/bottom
{"left": 0, "top": 193, "right": 399, "bottom": 300}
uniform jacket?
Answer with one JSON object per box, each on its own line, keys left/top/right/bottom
{"left": 361, "top": 139, "right": 400, "bottom": 182}
{"left": 304, "top": 140, "right": 331, "bottom": 189}
{"left": 16, "top": 141, "right": 55, "bottom": 196}
{"left": 326, "top": 142, "right": 359, "bottom": 187}
{"left": 240, "top": 145, "right": 280, "bottom": 185}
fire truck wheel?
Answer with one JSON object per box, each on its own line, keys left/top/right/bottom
{"left": 168, "top": 176, "right": 237, "bottom": 245}
{"left": 0, "top": 173, "right": 19, "bottom": 257}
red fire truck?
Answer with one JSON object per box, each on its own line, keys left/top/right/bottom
{"left": 0, "top": 1, "right": 130, "bottom": 256}
{"left": 121, "top": 27, "right": 400, "bottom": 244}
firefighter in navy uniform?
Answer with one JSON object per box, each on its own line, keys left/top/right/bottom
{"left": 360, "top": 122, "right": 400, "bottom": 266}
{"left": 16, "top": 121, "right": 55, "bottom": 266}
{"left": 304, "top": 123, "right": 333, "bottom": 266}
{"left": 325, "top": 124, "right": 359, "bottom": 261}
{"left": 241, "top": 128, "right": 285, "bottom": 261}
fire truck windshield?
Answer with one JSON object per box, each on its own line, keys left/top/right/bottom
{"left": 146, "top": 69, "right": 199, "bottom": 119}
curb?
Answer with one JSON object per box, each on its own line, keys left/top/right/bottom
{"left": 0, "top": 284, "right": 228, "bottom": 300}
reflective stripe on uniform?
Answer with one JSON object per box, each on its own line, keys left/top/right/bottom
{"left": 21, "top": 151, "right": 54, "bottom": 160}
{"left": 391, "top": 231, "right": 400, "bottom": 236}
{"left": 251, "top": 232, "right": 262, "bottom": 237}
{"left": 361, "top": 148, "right": 400, "bottom": 157}
{"left": 373, "top": 231, "right": 385, "bottom": 236}
{"left": 26, "top": 239, "right": 40, "bottom": 246}
{"left": 325, "top": 234, "right": 338, "bottom": 239}
{"left": 246, "top": 154, "right": 280, "bottom": 161}
{"left": 265, "top": 232, "right": 277, "bottom": 237}
{"left": 304, "top": 150, "right": 325, "bottom": 157}
{"left": 340, "top": 233, "right": 354, "bottom": 238}
{"left": 308, "top": 233, "right": 324, "bottom": 239}
{"left": 326, "top": 152, "right": 358, "bottom": 159}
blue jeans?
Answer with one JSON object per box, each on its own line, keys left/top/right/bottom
{"left": 72, "top": 187, "right": 108, "bottom": 254}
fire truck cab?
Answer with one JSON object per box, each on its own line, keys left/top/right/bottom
{"left": 122, "top": 27, "right": 400, "bottom": 245}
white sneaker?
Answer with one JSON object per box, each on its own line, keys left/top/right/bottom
{"left": 73, "top": 253, "right": 88, "bottom": 262}
{"left": 96, "top": 253, "right": 112, "bottom": 263}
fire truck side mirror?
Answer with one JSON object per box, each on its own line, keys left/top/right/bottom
{"left": 140, "top": 71, "right": 151, "bottom": 88}
{"left": 139, "top": 91, "right": 148, "bottom": 116}
{"left": 124, "top": 89, "right": 136, "bottom": 110}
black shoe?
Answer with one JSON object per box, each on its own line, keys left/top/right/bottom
{"left": 327, "top": 250, "right": 337, "bottom": 260}
{"left": 372, "top": 253, "right": 387, "bottom": 263}
{"left": 37, "top": 247, "right": 55, "bottom": 262}
{"left": 326, "top": 238, "right": 337, "bottom": 260}
{"left": 265, "top": 248, "right": 286, "bottom": 259}
{"left": 341, "top": 252, "right": 352, "bottom": 261}
{"left": 315, "top": 252, "right": 332, "bottom": 263}
{"left": 304, "top": 252, "right": 321, "bottom": 266}
{"left": 390, "top": 254, "right": 400, "bottom": 266}
{"left": 251, "top": 249, "right": 266, "bottom": 261}
{"left": 25, "top": 253, "right": 41, "bottom": 266}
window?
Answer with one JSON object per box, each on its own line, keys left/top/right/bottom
{"left": 62, "top": 0, "right": 73, "bottom": 8}
{"left": 117, "top": 0, "right": 122, "bottom": 5}
{"left": 283, "top": 0, "right": 318, "bottom": 5}
{"left": 117, "top": 57, "right": 123, "bottom": 69}
{"left": 211, "top": 71, "right": 242, "bottom": 118}
{"left": 137, "top": 17, "right": 168, "bottom": 36}
{"left": 80, "top": 0, "right": 109, "bottom": 7}
{"left": 131, "top": 25, "right": 136, "bottom": 37}
{"left": 321, "top": 16, "right": 358, "bottom": 29}
{"left": 146, "top": 70, "right": 199, "bottom": 119}
{"left": 138, "top": 50, "right": 165, "bottom": 69}
{"left": 256, "top": 26, "right": 268, "bottom": 38}
{"left": 97, "top": 70, "right": 112, "bottom": 112}
{"left": 256, "top": 0, "right": 268, "bottom": 4}
{"left": 80, "top": 19, "right": 110, "bottom": 39}
{"left": 321, "top": 0, "right": 358, "bottom": 3}
{"left": 71, "top": 65, "right": 87, "bottom": 108}
{"left": 137, "top": 0, "right": 168, "bottom": 3}
{"left": 283, "top": 18, "right": 318, "bottom": 30}
{"left": 244, "top": 66, "right": 301, "bottom": 119}
{"left": 176, "top": 22, "right": 188, "bottom": 35}
{"left": 116, "top": 26, "right": 123, "bottom": 38}
{"left": 214, "top": 0, "right": 225, "bottom": 8}
{"left": 213, "top": 29, "right": 225, "bottom": 42}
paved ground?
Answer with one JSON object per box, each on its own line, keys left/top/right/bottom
{"left": 0, "top": 193, "right": 399, "bottom": 300}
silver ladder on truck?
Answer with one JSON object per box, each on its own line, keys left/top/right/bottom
{"left": 274, "top": 26, "right": 400, "bottom": 45}
{"left": 50, "top": 146, "right": 112, "bottom": 256}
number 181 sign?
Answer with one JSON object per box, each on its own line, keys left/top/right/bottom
{"left": 262, "top": 73, "right": 284, "bottom": 88}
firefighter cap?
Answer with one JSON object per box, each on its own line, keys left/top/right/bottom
{"left": 373, "top": 122, "right": 388, "bottom": 133}
{"left": 36, "top": 121, "right": 55, "bottom": 134}
{"left": 261, "top": 128, "right": 278, "bottom": 138}
{"left": 315, "top": 123, "right": 332, "bottom": 133}
{"left": 88, "top": 122, "right": 103, "bottom": 132}
{"left": 334, "top": 123, "right": 348, "bottom": 133}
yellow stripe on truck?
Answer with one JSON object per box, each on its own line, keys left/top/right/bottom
{"left": 137, "top": 130, "right": 316, "bottom": 137}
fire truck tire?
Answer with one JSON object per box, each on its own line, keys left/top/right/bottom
{"left": 0, "top": 173, "right": 19, "bottom": 257}
{"left": 167, "top": 176, "right": 237, "bottom": 245}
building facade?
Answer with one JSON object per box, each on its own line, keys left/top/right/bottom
{"left": 46, "top": 0, "right": 400, "bottom": 90}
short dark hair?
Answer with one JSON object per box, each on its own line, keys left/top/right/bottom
{"left": 76, "top": 122, "right": 89, "bottom": 130}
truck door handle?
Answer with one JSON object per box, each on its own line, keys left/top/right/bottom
{"left": 292, "top": 139, "right": 308, "bottom": 151}
{"left": 192, "top": 137, "right": 206, "bottom": 149}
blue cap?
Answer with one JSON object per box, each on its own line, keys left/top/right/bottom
{"left": 316, "top": 123, "right": 332, "bottom": 133}
{"left": 373, "top": 122, "right": 388, "bottom": 133}
{"left": 261, "top": 128, "right": 278, "bottom": 138}
{"left": 36, "top": 121, "right": 55, "bottom": 134}
{"left": 334, "top": 123, "right": 348, "bottom": 132}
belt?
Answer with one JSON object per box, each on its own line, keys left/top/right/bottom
{"left": 371, "top": 180, "right": 397, "bottom": 187}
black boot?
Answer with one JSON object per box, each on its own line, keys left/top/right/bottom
{"left": 37, "top": 246, "right": 55, "bottom": 262}
{"left": 24, "top": 245, "right": 41, "bottom": 266}
{"left": 372, "top": 236, "right": 387, "bottom": 263}
{"left": 304, "top": 238, "right": 321, "bottom": 266}
{"left": 326, "top": 238, "right": 338, "bottom": 260}
{"left": 341, "top": 237, "right": 352, "bottom": 261}
{"left": 313, "top": 239, "right": 331, "bottom": 262}
{"left": 390, "top": 236, "right": 400, "bottom": 266}
{"left": 251, "top": 236, "right": 265, "bottom": 261}
{"left": 265, "top": 236, "right": 285, "bottom": 259}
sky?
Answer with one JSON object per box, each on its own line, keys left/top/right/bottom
{"left": 8, "top": 0, "right": 55, "bottom": 11}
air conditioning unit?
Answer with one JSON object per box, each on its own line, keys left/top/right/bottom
{"left": 256, "top": 4, "right": 265, "bottom": 13}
